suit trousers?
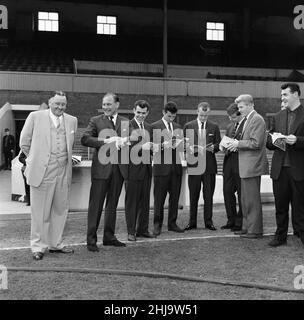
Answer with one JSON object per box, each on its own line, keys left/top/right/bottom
{"left": 30, "top": 163, "right": 69, "bottom": 253}
{"left": 4, "top": 151, "right": 13, "bottom": 169}
{"left": 273, "top": 167, "right": 304, "bottom": 240}
{"left": 125, "top": 167, "right": 151, "bottom": 235}
{"left": 87, "top": 165, "right": 124, "bottom": 245}
{"left": 223, "top": 161, "right": 242, "bottom": 227}
{"left": 241, "top": 176, "right": 263, "bottom": 234}
{"left": 188, "top": 173, "right": 215, "bottom": 226}
{"left": 153, "top": 168, "right": 182, "bottom": 231}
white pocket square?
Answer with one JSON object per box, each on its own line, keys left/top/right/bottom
{"left": 71, "top": 130, "right": 75, "bottom": 134}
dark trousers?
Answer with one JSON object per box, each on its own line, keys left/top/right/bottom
{"left": 223, "top": 162, "right": 243, "bottom": 227}
{"left": 4, "top": 151, "right": 13, "bottom": 169}
{"left": 125, "top": 168, "right": 151, "bottom": 235}
{"left": 87, "top": 165, "right": 124, "bottom": 245}
{"left": 153, "top": 169, "right": 182, "bottom": 231}
{"left": 188, "top": 173, "right": 215, "bottom": 226}
{"left": 21, "top": 169, "right": 30, "bottom": 204}
{"left": 273, "top": 167, "right": 304, "bottom": 240}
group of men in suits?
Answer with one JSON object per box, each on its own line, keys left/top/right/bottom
{"left": 20, "top": 83, "right": 304, "bottom": 260}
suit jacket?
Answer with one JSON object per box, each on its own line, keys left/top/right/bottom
{"left": 266, "top": 105, "right": 304, "bottom": 181}
{"left": 238, "top": 110, "right": 269, "bottom": 178}
{"left": 3, "top": 134, "right": 15, "bottom": 152}
{"left": 223, "top": 122, "right": 239, "bottom": 174}
{"left": 20, "top": 109, "right": 78, "bottom": 187}
{"left": 183, "top": 119, "right": 220, "bottom": 175}
{"left": 151, "top": 119, "right": 183, "bottom": 176}
{"left": 127, "top": 118, "right": 152, "bottom": 180}
{"left": 81, "top": 114, "right": 129, "bottom": 180}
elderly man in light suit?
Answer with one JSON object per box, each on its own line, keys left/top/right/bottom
{"left": 227, "top": 94, "right": 269, "bottom": 238}
{"left": 20, "top": 91, "right": 78, "bottom": 260}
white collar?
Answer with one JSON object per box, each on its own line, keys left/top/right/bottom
{"left": 109, "top": 113, "right": 118, "bottom": 125}
{"left": 134, "top": 118, "right": 144, "bottom": 129}
{"left": 49, "top": 109, "right": 63, "bottom": 127}
{"left": 162, "top": 117, "right": 172, "bottom": 129}
{"left": 197, "top": 118, "right": 207, "bottom": 128}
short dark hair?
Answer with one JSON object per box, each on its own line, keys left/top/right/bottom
{"left": 4, "top": 128, "right": 9, "bottom": 132}
{"left": 52, "top": 90, "right": 66, "bottom": 98}
{"left": 104, "top": 92, "right": 119, "bottom": 103}
{"left": 164, "top": 101, "right": 178, "bottom": 114}
{"left": 134, "top": 100, "right": 150, "bottom": 111}
{"left": 281, "top": 83, "right": 301, "bottom": 96}
{"left": 198, "top": 102, "right": 210, "bottom": 111}
{"left": 226, "top": 103, "right": 240, "bottom": 116}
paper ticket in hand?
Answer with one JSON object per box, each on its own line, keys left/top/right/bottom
{"left": 270, "top": 132, "right": 286, "bottom": 151}
{"left": 220, "top": 135, "right": 235, "bottom": 149}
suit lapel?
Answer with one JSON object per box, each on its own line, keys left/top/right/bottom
{"left": 290, "top": 105, "right": 304, "bottom": 134}
{"left": 242, "top": 110, "right": 256, "bottom": 138}
{"left": 63, "top": 113, "right": 71, "bottom": 154}
{"left": 43, "top": 110, "right": 51, "bottom": 151}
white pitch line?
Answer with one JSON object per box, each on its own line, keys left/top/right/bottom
{"left": 0, "top": 232, "right": 285, "bottom": 251}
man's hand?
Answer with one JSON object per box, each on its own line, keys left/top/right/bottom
{"left": 142, "top": 142, "right": 153, "bottom": 150}
{"left": 104, "top": 136, "right": 119, "bottom": 144}
{"left": 285, "top": 134, "right": 297, "bottom": 145}
{"left": 206, "top": 144, "right": 214, "bottom": 153}
{"left": 226, "top": 139, "right": 239, "bottom": 152}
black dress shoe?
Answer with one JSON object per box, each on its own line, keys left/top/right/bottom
{"left": 87, "top": 244, "right": 99, "bottom": 252}
{"left": 294, "top": 231, "right": 300, "bottom": 238}
{"left": 268, "top": 238, "right": 287, "bottom": 247}
{"left": 221, "top": 224, "right": 234, "bottom": 230}
{"left": 168, "top": 226, "right": 184, "bottom": 233}
{"left": 33, "top": 252, "right": 44, "bottom": 260}
{"left": 136, "top": 232, "right": 156, "bottom": 238}
{"left": 49, "top": 247, "right": 74, "bottom": 254}
{"left": 231, "top": 226, "right": 242, "bottom": 232}
{"left": 103, "top": 239, "right": 126, "bottom": 247}
{"left": 184, "top": 224, "right": 197, "bottom": 231}
{"left": 205, "top": 224, "right": 217, "bottom": 231}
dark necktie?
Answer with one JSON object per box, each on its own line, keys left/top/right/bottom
{"left": 234, "top": 117, "right": 246, "bottom": 140}
{"left": 231, "top": 122, "right": 238, "bottom": 137}
{"left": 109, "top": 116, "right": 115, "bottom": 129}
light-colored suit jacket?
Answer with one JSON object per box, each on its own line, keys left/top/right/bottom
{"left": 238, "top": 110, "right": 269, "bottom": 178}
{"left": 20, "top": 109, "right": 78, "bottom": 187}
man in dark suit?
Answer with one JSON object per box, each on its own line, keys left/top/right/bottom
{"left": 81, "top": 92, "right": 129, "bottom": 251}
{"left": 2, "top": 128, "right": 15, "bottom": 170}
{"left": 221, "top": 103, "right": 244, "bottom": 231}
{"left": 151, "top": 101, "right": 184, "bottom": 236}
{"left": 183, "top": 102, "right": 221, "bottom": 231}
{"left": 125, "top": 100, "right": 155, "bottom": 241}
{"left": 267, "top": 83, "right": 304, "bottom": 247}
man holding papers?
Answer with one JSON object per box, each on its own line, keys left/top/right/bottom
{"left": 226, "top": 94, "right": 268, "bottom": 239}
{"left": 267, "top": 83, "right": 304, "bottom": 247}
{"left": 183, "top": 102, "right": 221, "bottom": 231}
{"left": 221, "top": 103, "right": 244, "bottom": 231}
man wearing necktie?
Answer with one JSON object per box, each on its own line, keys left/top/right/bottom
{"left": 151, "top": 101, "right": 184, "bottom": 236}
{"left": 2, "top": 128, "right": 15, "bottom": 170}
{"left": 227, "top": 94, "right": 269, "bottom": 239}
{"left": 81, "top": 92, "right": 129, "bottom": 251}
{"left": 267, "top": 83, "right": 304, "bottom": 247}
{"left": 184, "top": 102, "right": 221, "bottom": 231}
{"left": 20, "top": 91, "right": 78, "bottom": 260}
{"left": 125, "top": 100, "right": 155, "bottom": 241}
{"left": 221, "top": 103, "right": 244, "bottom": 231}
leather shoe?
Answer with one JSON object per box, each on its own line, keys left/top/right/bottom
{"left": 49, "top": 247, "right": 74, "bottom": 254}
{"left": 32, "top": 252, "right": 44, "bottom": 260}
{"left": 87, "top": 244, "right": 99, "bottom": 252}
{"left": 128, "top": 234, "right": 136, "bottom": 241}
{"left": 234, "top": 229, "right": 247, "bottom": 235}
{"left": 240, "top": 233, "right": 263, "bottom": 239}
{"left": 136, "top": 232, "right": 155, "bottom": 238}
{"left": 184, "top": 224, "right": 197, "bottom": 231}
{"left": 153, "top": 228, "right": 161, "bottom": 236}
{"left": 205, "top": 224, "right": 217, "bottom": 231}
{"left": 268, "top": 238, "right": 287, "bottom": 247}
{"left": 103, "top": 239, "right": 126, "bottom": 247}
{"left": 231, "top": 226, "right": 242, "bottom": 232}
{"left": 221, "top": 224, "right": 234, "bottom": 230}
{"left": 294, "top": 231, "right": 300, "bottom": 238}
{"left": 168, "top": 226, "right": 184, "bottom": 233}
